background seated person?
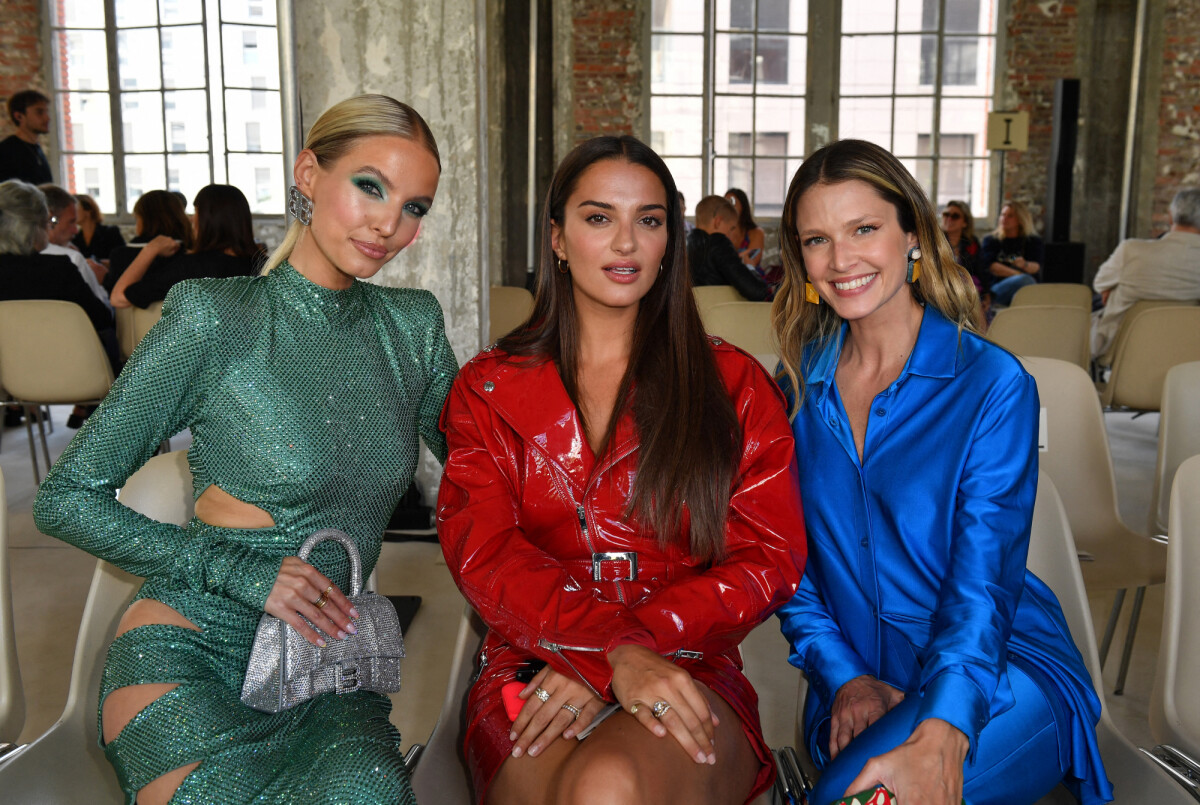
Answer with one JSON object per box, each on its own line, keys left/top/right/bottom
{"left": 38, "top": 183, "right": 111, "bottom": 310}
{"left": 725, "top": 187, "right": 765, "bottom": 268}
{"left": 1091, "top": 186, "right": 1200, "bottom": 357}
{"left": 687, "top": 194, "right": 771, "bottom": 301}
{"left": 980, "top": 200, "right": 1043, "bottom": 306}
{"left": 0, "top": 180, "right": 118, "bottom": 368}
{"left": 71, "top": 193, "right": 126, "bottom": 264}
{"left": 105, "top": 189, "right": 193, "bottom": 292}
{"left": 110, "top": 184, "right": 263, "bottom": 309}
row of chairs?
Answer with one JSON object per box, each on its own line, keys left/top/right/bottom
{"left": 4, "top": 451, "right": 1199, "bottom": 802}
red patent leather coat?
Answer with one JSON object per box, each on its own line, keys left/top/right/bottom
{"left": 436, "top": 339, "right": 807, "bottom": 800}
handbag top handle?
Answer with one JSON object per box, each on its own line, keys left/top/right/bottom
{"left": 296, "top": 529, "right": 363, "bottom": 596}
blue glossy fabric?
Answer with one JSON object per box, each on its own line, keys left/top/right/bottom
{"left": 777, "top": 307, "right": 1112, "bottom": 804}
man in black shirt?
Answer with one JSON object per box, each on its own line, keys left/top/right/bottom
{"left": 686, "top": 194, "right": 770, "bottom": 301}
{"left": 0, "top": 90, "right": 53, "bottom": 185}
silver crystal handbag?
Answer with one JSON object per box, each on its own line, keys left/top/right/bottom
{"left": 240, "top": 528, "right": 405, "bottom": 713}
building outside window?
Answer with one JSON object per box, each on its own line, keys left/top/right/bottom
{"left": 651, "top": 0, "right": 1000, "bottom": 222}
{"left": 48, "top": 0, "right": 286, "bottom": 216}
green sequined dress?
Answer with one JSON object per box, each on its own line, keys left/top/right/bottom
{"left": 33, "top": 261, "right": 458, "bottom": 804}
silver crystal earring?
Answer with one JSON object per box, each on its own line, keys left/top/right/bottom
{"left": 288, "top": 186, "right": 313, "bottom": 226}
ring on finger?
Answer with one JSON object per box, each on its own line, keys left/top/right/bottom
{"left": 534, "top": 687, "right": 550, "bottom": 703}
{"left": 313, "top": 590, "right": 329, "bottom": 610}
{"left": 651, "top": 700, "right": 672, "bottom": 719}
{"left": 630, "top": 703, "right": 640, "bottom": 715}
{"left": 561, "top": 703, "right": 581, "bottom": 721}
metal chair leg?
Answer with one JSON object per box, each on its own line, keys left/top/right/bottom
{"left": 1099, "top": 588, "right": 1126, "bottom": 669}
{"left": 22, "top": 406, "right": 41, "bottom": 484}
{"left": 1114, "top": 585, "right": 1146, "bottom": 696}
{"left": 32, "top": 406, "right": 52, "bottom": 481}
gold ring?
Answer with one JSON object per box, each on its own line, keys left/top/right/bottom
{"left": 561, "top": 703, "right": 582, "bottom": 721}
{"left": 630, "top": 703, "right": 640, "bottom": 715}
{"left": 652, "top": 700, "right": 672, "bottom": 719}
{"left": 313, "top": 591, "right": 329, "bottom": 610}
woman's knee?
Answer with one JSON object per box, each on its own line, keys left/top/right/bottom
{"left": 102, "top": 682, "right": 180, "bottom": 744}
{"left": 557, "top": 745, "right": 644, "bottom": 805}
{"left": 116, "top": 599, "right": 200, "bottom": 638}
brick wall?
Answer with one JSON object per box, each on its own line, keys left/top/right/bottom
{"left": 0, "top": 1, "right": 46, "bottom": 138}
{"left": 1152, "top": 0, "right": 1200, "bottom": 231}
{"left": 571, "top": 0, "right": 643, "bottom": 144}
{"left": 999, "top": 0, "right": 1080, "bottom": 226}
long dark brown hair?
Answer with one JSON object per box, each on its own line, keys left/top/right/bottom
{"left": 133, "top": 189, "right": 194, "bottom": 250}
{"left": 725, "top": 187, "right": 758, "bottom": 231}
{"left": 773, "top": 139, "right": 982, "bottom": 410}
{"left": 193, "top": 184, "right": 258, "bottom": 257}
{"left": 499, "top": 136, "right": 740, "bottom": 561}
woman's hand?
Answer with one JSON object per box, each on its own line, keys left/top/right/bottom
{"left": 147, "top": 234, "right": 183, "bottom": 258}
{"left": 509, "top": 666, "right": 606, "bottom": 758}
{"left": 989, "top": 261, "right": 1019, "bottom": 278}
{"left": 608, "top": 643, "right": 718, "bottom": 765}
{"left": 263, "top": 556, "right": 358, "bottom": 646}
{"left": 843, "top": 718, "right": 969, "bottom": 805}
{"left": 829, "top": 675, "right": 906, "bottom": 759}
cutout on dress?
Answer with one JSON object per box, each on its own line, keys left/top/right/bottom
{"left": 195, "top": 484, "right": 276, "bottom": 528}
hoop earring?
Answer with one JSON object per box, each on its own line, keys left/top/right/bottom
{"left": 556, "top": 258, "right": 569, "bottom": 274}
{"left": 906, "top": 246, "right": 922, "bottom": 283}
{"left": 288, "top": 186, "right": 313, "bottom": 226}
{"left": 804, "top": 282, "right": 820, "bottom": 305}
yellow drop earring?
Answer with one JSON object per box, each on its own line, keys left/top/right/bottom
{"left": 804, "top": 282, "right": 820, "bottom": 304}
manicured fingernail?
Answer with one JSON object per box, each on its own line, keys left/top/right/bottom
{"left": 529, "top": 745, "right": 540, "bottom": 757}
{"left": 509, "top": 731, "right": 518, "bottom": 742}
{"left": 655, "top": 726, "right": 666, "bottom": 737}
{"left": 347, "top": 623, "right": 358, "bottom": 635}
{"left": 696, "top": 751, "right": 707, "bottom": 763}
{"left": 564, "top": 730, "right": 575, "bottom": 738}
{"left": 337, "top": 630, "right": 348, "bottom": 640}
{"left": 350, "top": 607, "right": 360, "bottom": 619}
{"left": 707, "top": 753, "right": 717, "bottom": 765}
{"left": 317, "top": 638, "right": 326, "bottom": 647}
{"left": 511, "top": 746, "right": 522, "bottom": 758}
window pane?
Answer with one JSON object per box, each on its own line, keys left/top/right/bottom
{"left": 651, "top": 97, "right": 704, "bottom": 156}
{"left": 716, "top": 0, "right": 807, "bottom": 33}
{"left": 940, "top": 97, "right": 990, "bottom": 157}
{"left": 941, "top": 36, "right": 993, "bottom": 95}
{"left": 121, "top": 92, "right": 164, "bottom": 152}
{"left": 160, "top": 0, "right": 203, "bottom": 24}
{"left": 118, "top": 28, "right": 162, "bottom": 90}
{"left": 664, "top": 158, "right": 702, "bottom": 221}
{"left": 225, "top": 90, "right": 283, "bottom": 152}
{"left": 62, "top": 154, "right": 116, "bottom": 213}
{"left": 753, "top": 156, "right": 789, "bottom": 218}
{"left": 222, "top": 24, "right": 281, "bottom": 89}
{"left": 713, "top": 95, "right": 754, "bottom": 157}
{"left": 653, "top": 0, "right": 703, "bottom": 32}
{"left": 125, "top": 154, "right": 167, "bottom": 207}
{"left": 897, "top": 0, "right": 931, "bottom": 32}
{"left": 902, "top": 157, "right": 935, "bottom": 200}
{"left": 59, "top": 92, "right": 113, "bottom": 153}
{"left": 228, "top": 153, "right": 284, "bottom": 214}
{"left": 757, "top": 35, "right": 806, "bottom": 95}
{"left": 651, "top": 34, "right": 704, "bottom": 95}
{"left": 55, "top": 31, "right": 110, "bottom": 91}
{"left": 842, "top": 0, "right": 895, "bottom": 33}
{"left": 712, "top": 157, "right": 749, "bottom": 199}
{"left": 52, "top": 0, "right": 105, "bottom": 27}
{"left": 891, "top": 96, "right": 934, "bottom": 155}
{"left": 167, "top": 154, "right": 211, "bottom": 205}
{"left": 756, "top": 35, "right": 791, "bottom": 85}
{"left": 716, "top": 33, "right": 755, "bottom": 90}
{"left": 115, "top": 0, "right": 157, "bottom": 26}
{"left": 948, "top": 0, "right": 991, "bottom": 34}
{"left": 755, "top": 96, "right": 805, "bottom": 156}
{"left": 165, "top": 90, "right": 210, "bottom": 152}
{"left": 840, "top": 36, "right": 894, "bottom": 95}
{"left": 838, "top": 97, "right": 892, "bottom": 149}
{"left": 162, "top": 25, "right": 207, "bottom": 88}
{"left": 895, "top": 34, "right": 935, "bottom": 92}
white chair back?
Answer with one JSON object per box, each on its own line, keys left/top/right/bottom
{"left": 1010, "top": 283, "right": 1093, "bottom": 312}
{"left": 0, "top": 300, "right": 113, "bottom": 403}
{"left": 1148, "top": 362, "right": 1200, "bottom": 537}
{"left": 488, "top": 286, "right": 534, "bottom": 343}
{"left": 1101, "top": 306, "right": 1200, "bottom": 411}
{"left": 115, "top": 301, "right": 165, "bottom": 360}
{"left": 704, "top": 301, "right": 775, "bottom": 356}
{"left": 988, "top": 305, "right": 1091, "bottom": 370}
{"left": 693, "top": 286, "right": 745, "bottom": 327}
{"left": 0, "top": 468, "right": 24, "bottom": 743}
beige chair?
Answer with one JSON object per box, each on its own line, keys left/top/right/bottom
{"left": 406, "top": 605, "right": 487, "bottom": 804}
{"left": 1021, "top": 357, "right": 1165, "bottom": 695}
{"left": 703, "top": 301, "right": 775, "bottom": 357}
{"left": 693, "top": 285, "right": 745, "bottom": 326}
{"left": 1099, "top": 306, "right": 1200, "bottom": 411}
{"left": 1096, "top": 299, "right": 1197, "bottom": 371}
{"left": 988, "top": 305, "right": 1091, "bottom": 369}
{"left": 0, "top": 468, "right": 24, "bottom": 750}
{"left": 1147, "top": 362, "right": 1200, "bottom": 539}
{"left": 0, "top": 300, "right": 115, "bottom": 484}
{"left": 115, "top": 301, "right": 164, "bottom": 360}
{"left": 1010, "top": 282, "right": 1093, "bottom": 312}
{"left": 0, "top": 451, "right": 192, "bottom": 802}
{"left": 489, "top": 285, "right": 534, "bottom": 343}
{"left": 1151, "top": 455, "right": 1200, "bottom": 760}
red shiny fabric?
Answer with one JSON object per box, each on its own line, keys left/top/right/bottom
{"left": 437, "top": 339, "right": 807, "bottom": 803}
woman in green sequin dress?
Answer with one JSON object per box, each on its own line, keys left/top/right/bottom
{"left": 33, "top": 95, "right": 457, "bottom": 805}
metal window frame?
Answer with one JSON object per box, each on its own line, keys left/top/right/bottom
{"left": 45, "top": 0, "right": 294, "bottom": 221}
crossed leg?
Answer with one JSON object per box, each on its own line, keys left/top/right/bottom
{"left": 102, "top": 599, "right": 203, "bottom": 805}
{"left": 489, "top": 685, "right": 760, "bottom": 805}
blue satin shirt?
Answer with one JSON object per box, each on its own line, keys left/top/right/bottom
{"left": 777, "top": 307, "right": 1112, "bottom": 804}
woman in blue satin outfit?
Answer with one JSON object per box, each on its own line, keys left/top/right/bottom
{"left": 771, "top": 140, "right": 1112, "bottom": 805}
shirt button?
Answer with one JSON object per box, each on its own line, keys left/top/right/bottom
{"left": 483, "top": 381, "right": 495, "bottom": 392}
{"left": 874, "top": 408, "right": 886, "bottom": 416}
{"left": 860, "top": 537, "right": 868, "bottom": 547}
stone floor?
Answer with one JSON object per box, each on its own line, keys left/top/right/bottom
{"left": 0, "top": 406, "right": 1164, "bottom": 763}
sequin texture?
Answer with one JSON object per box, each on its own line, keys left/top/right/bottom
{"left": 34, "top": 261, "right": 458, "bottom": 803}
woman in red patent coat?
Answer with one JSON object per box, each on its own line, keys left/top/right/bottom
{"left": 437, "top": 136, "right": 807, "bottom": 805}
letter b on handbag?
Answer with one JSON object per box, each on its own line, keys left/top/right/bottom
{"left": 241, "top": 529, "right": 405, "bottom": 713}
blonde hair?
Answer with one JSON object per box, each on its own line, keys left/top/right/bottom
{"left": 992, "top": 200, "right": 1037, "bottom": 240}
{"left": 263, "top": 94, "right": 440, "bottom": 274}
{"left": 772, "top": 139, "right": 982, "bottom": 411}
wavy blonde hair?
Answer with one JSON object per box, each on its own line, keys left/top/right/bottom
{"left": 772, "top": 139, "right": 983, "bottom": 412}
{"left": 263, "top": 94, "right": 440, "bottom": 274}
{"left": 991, "top": 199, "right": 1037, "bottom": 240}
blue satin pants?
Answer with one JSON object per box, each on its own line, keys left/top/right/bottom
{"left": 809, "top": 663, "right": 1069, "bottom": 805}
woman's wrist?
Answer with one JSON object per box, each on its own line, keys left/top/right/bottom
{"left": 912, "top": 717, "right": 969, "bottom": 759}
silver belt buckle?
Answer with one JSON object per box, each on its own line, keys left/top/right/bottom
{"left": 592, "top": 551, "right": 638, "bottom": 581}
